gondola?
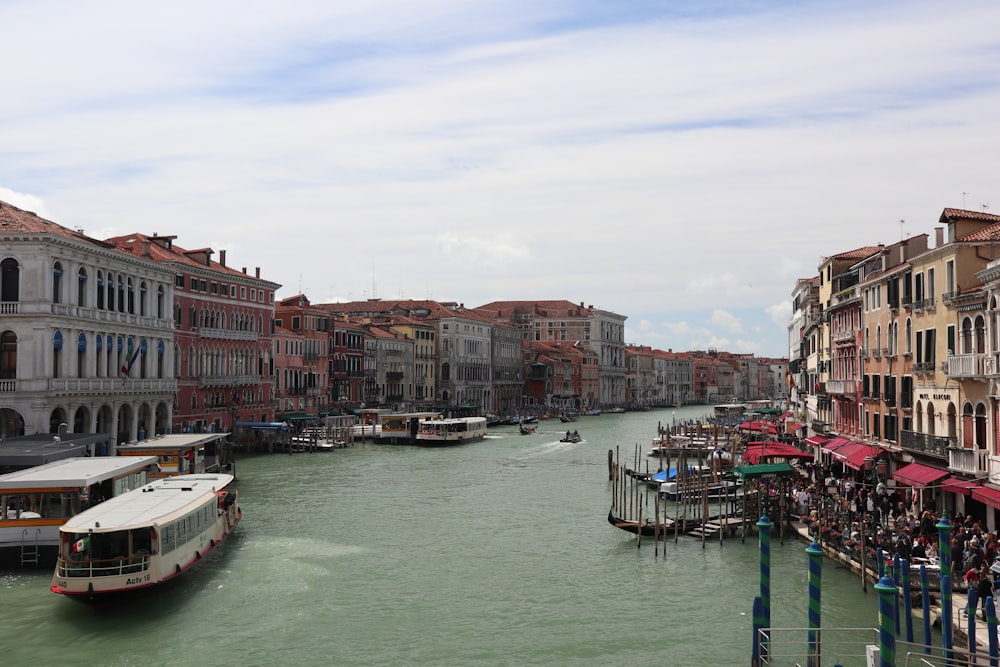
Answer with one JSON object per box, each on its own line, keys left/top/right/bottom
{"left": 606, "top": 509, "right": 677, "bottom": 536}
{"left": 519, "top": 423, "right": 536, "bottom": 435}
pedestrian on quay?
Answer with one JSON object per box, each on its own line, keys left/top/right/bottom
{"left": 978, "top": 562, "right": 994, "bottom": 619}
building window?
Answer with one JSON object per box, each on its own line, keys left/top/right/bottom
{"left": 78, "top": 268, "right": 88, "bottom": 307}
{"left": 52, "top": 261, "right": 63, "bottom": 304}
{"left": 0, "top": 330, "right": 16, "bottom": 379}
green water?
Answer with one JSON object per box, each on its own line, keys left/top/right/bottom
{"left": 0, "top": 407, "right": 884, "bottom": 666}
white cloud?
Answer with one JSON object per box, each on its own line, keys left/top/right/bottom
{"left": 3, "top": 2, "right": 1000, "bottom": 358}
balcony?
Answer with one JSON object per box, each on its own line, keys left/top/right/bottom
{"left": 198, "top": 327, "right": 259, "bottom": 341}
{"left": 900, "top": 430, "right": 954, "bottom": 460}
{"left": 949, "top": 447, "right": 989, "bottom": 476}
{"left": 912, "top": 362, "right": 936, "bottom": 374}
{"left": 385, "top": 371, "right": 404, "bottom": 382}
{"left": 825, "top": 380, "right": 858, "bottom": 401}
{"left": 832, "top": 330, "right": 855, "bottom": 344}
{"left": 946, "top": 353, "right": 992, "bottom": 379}
{"left": 50, "top": 377, "right": 177, "bottom": 393}
{"left": 197, "top": 374, "right": 261, "bottom": 388}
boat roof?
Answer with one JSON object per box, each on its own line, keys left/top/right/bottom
{"left": 60, "top": 474, "right": 235, "bottom": 534}
{"left": 116, "top": 432, "right": 229, "bottom": 453}
{"left": 0, "top": 456, "right": 159, "bottom": 490}
{"left": 0, "top": 432, "right": 113, "bottom": 467}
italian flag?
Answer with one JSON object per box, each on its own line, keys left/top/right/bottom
{"left": 71, "top": 536, "right": 90, "bottom": 553}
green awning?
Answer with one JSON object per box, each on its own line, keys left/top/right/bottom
{"left": 733, "top": 462, "right": 795, "bottom": 478}
{"left": 277, "top": 413, "right": 315, "bottom": 420}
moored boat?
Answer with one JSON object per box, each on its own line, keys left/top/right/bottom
{"left": 606, "top": 509, "right": 676, "bottom": 536}
{"left": 415, "top": 416, "right": 488, "bottom": 446}
{"left": 50, "top": 473, "right": 240, "bottom": 600}
{"left": 658, "top": 479, "right": 741, "bottom": 501}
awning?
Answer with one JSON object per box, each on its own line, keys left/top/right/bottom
{"left": 820, "top": 437, "right": 851, "bottom": 455}
{"left": 734, "top": 462, "right": 795, "bottom": 478}
{"left": 742, "top": 442, "right": 814, "bottom": 465}
{"left": 832, "top": 443, "right": 883, "bottom": 471}
{"left": 276, "top": 412, "right": 316, "bottom": 421}
{"left": 804, "top": 435, "right": 829, "bottom": 448}
{"left": 892, "top": 462, "right": 949, "bottom": 489}
{"left": 785, "top": 421, "right": 805, "bottom": 433}
{"left": 941, "top": 477, "right": 981, "bottom": 496}
{"left": 972, "top": 485, "right": 1000, "bottom": 510}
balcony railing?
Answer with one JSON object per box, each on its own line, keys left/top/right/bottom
{"left": 197, "top": 374, "right": 262, "bottom": 387}
{"left": 946, "top": 353, "right": 992, "bottom": 378}
{"left": 900, "top": 430, "right": 954, "bottom": 460}
{"left": 912, "top": 362, "right": 936, "bottom": 373}
{"left": 198, "top": 327, "right": 259, "bottom": 341}
{"left": 949, "top": 447, "right": 989, "bottom": 476}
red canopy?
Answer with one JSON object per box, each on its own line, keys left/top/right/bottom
{"left": 743, "top": 441, "right": 814, "bottom": 465}
{"left": 832, "top": 442, "right": 883, "bottom": 471}
{"left": 972, "top": 485, "right": 1000, "bottom": 510}
{"left": 892, "top": 462, "right": 949, "bottom": 489}
{"left": 739, "top": 420, "right": 778, "bottom": 435}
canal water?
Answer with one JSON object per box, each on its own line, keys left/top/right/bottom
{"left": 1, "top": 406, "right": 884, "bottom": 666}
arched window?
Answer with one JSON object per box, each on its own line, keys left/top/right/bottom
{"left": 96, "top": 271, "right": 105, "bottom": 309}
{"left": 117, "top": 275, "right": 125, "bottom": 313}
{"left": 52, "top": 261, "right": 63, "bottom": 304}
{"left": 77, "top": 268, "right": 88, "bottom": 306}
{"left": 53, "top": 331, "right": 64, "bottom": 378}
{"left": 0, "top": 258, "right": 19, "bottom": 302}
{"left": 905, "top": 318, "right": 912, "bottom": 354}
{"left": 106, "top": 272, "right": 115, "bottom": 311}
{"left": 95, "top": 334, "right": 103, "bottom": 377}
{"left": 975, "top": 315, "right": 986, "bottom": 353}
{"left": 139, "top": 281, "right": 147, "bottom": 316}
{"left": 961, "top": 316, "right": 974, "bottom": 354}
{"left": 126, "top": 277, "right": 135, "bottom": 314}
{"left": 77, "top": 333, "right": 87, "bottom": 379}
{"left": 157, "top": 340, "right": 165, "bottom": 378}
{"left": 0, "top": 331, "right": 16, "bottom": 379}
{"left": 976, "top": 403, "right": 988, "bottom": 449}
{"left": 157, "top": 285, "right": 165, "bottom": 319}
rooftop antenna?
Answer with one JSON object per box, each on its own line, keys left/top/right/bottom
{"left": 983, "top": 202, "right": 991, "bottom": 211}
{"left": 963, "top": 191, "right": 971, "bottom": 208}
{"left": 900, "top": 219, "right": 905, "bottom": 241}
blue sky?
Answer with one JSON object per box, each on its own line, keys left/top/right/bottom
{"left": 2, "top": 1, "right": 999, "bottom": 359}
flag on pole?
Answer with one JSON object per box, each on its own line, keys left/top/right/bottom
{"left": 121, "top": 340, "right": 141, "bottom": 377}
{"left": 72, "top": 536, "right": 90, "bottom": 553}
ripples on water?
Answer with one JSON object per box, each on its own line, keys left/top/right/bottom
{"left": 0, "top": 408, "right": 882, "bottom": 666}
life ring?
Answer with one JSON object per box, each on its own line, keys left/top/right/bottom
{"left": 183, "top": 449, "right": 195, "bottom": 461}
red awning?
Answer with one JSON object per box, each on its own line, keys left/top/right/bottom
{"left": 743, "top": 441, "right": 814, "bottom": 464}
{"left": 820, "top": 437, "right": 851, "bottom": 455}
{"left": 785, "top": 422, "right": 805, "bottom": 433}
{"left": 804, "top": 435, "right": 829, "bottom": 448}
{"left": 941, "top": 477, "right": 981, "bottom": 496}
{"left": 779, "top": 411, "right": 792, "bottom": 419}
{"left": 833, "top": 442, "right": 883, "bottom": 471}
{"left": 892, "top": 462, "right": 949, "bottom": 489}
{"left": 972, "top": 485, "right": 1000, "bottom": 510}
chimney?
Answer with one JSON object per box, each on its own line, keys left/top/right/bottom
{"left": 141, "top": 241, "right": 151, "bottom": 256}
{"left": 935, "top": 227, "right": 944, "bottom": 248}
{"left": 256, "top": 267, "right": 260, "bottom": 278}
{"left": 219, "top": 250, "right": 226, "bottom": 267}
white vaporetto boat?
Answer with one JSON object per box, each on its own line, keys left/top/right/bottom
{"left": 50, "top": 473, "right": 240, "bottom": 600}
{"left": 416, "top": 416, "right": 488, "bottom": 446}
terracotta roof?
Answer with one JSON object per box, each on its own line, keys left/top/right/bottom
{"left": 104, "top": 232, "right": 279, "bottom": 286}
{"left": 957, "top": 221, "right": 1000, "bottom": 242}
{"left": 832, "top": 245, "right": 884, "bottom": 261}
{"left": 0, "top": 199, "right": 115, "bottom": 249}
{"left": 940, "top": 208, "right": 1000, "bottom": 224}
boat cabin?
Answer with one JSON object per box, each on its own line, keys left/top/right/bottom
{"left": 117, "top": 432, "right": 231, "bottom": 477}
{"left": 0, "top": 455, "right": 159, "bottom": 568}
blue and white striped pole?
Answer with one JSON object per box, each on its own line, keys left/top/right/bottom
{"left": 806, "top": 541, "right": 823, "bottom": 667}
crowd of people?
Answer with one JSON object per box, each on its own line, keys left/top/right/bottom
{"left": 777, "top": 460, "right": 999, "bottom": 612}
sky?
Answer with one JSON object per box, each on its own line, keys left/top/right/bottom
{"left": 2, "top": 1, "right": 999, "bottom": 359}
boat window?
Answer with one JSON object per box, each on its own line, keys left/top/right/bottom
{"left": 1, "top": 491, "right": 80, "bottom": 521}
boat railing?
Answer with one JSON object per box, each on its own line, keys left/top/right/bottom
{"left": 55, "top": 553, "right": 151, "bottom": 578}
